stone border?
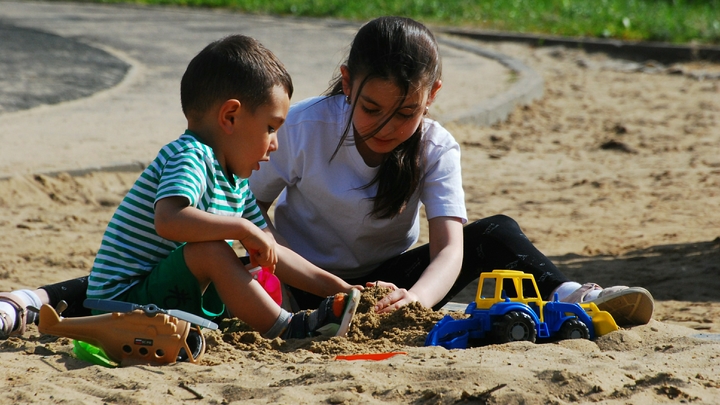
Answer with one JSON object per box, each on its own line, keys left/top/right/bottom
{"left": 0, "top": 31, "right": 543, "bottom": 180}
{"left": 439, "top": 28, "right": 720, "bottom": 64}
{"left": 437, "top": 35, "right": 544, "bottom": 127}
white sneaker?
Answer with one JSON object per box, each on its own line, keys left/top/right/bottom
{"left": 0, "top": 292, "right": 27, "bottom": 339}
{"left": 563, "top": 283, "right": 654, "bottom": 326}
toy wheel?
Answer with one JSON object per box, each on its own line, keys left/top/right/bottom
{"left": 558, "top": 318, "right": 590, "bottom": 340}
{"left": 493, "top": 311, "right": 536, "bottom": 343}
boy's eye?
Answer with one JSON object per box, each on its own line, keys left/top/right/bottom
{"left": 268, "top": 126, "right": 276, "bottom": 134}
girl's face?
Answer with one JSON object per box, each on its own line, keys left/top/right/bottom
{"left": 342, "top": 67, "right": 441, "bottom": 165}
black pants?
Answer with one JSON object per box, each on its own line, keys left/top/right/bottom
{"left": 41, "top": 276, "right": 91, "bottom": 317}
{"left": 289, "top": 215, "right": 569, "bottom": 310}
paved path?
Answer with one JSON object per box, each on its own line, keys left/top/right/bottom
{"left": 0, "top": 1, "right": 539, "bottom": 178}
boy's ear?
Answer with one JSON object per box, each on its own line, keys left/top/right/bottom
{"left": 218, "top": 99, "right": 242, "bottom": 134}
{"left": 340, "top": 65, "right": 352, "bottom": 100}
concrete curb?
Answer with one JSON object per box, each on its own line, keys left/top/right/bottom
{"left": 437, "top": 35, "right": 544, "bottom": 127}
{"left": 439, "top": 28, "right": 720, "bottom": 64}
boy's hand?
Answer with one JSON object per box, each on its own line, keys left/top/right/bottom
{"left": 240, "top": 229, "right": 278, "bottom": 269}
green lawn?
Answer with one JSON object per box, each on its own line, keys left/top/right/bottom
{"left": 80, "top": 0, "right": 719, "bottom": 44}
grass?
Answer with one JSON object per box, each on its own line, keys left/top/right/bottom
{"left": 73, "top": 0, "right": 719, "bottom": 45}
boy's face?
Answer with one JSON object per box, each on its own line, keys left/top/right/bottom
{"left": 229, "top": 85, "right": 289, "bottom": 178}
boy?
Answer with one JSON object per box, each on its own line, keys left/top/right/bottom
{"left": 0, "top": 35, "right": 359, "bottom": 341}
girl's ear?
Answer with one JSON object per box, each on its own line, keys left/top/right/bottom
{"left": 340, "top": 65, "right": 352, "bottom": 99}
{"left": 218, "top": 99, "right": 242, "bottom": 134}
{"left": 427, "top": 80, "right": 443, "bottom": 106}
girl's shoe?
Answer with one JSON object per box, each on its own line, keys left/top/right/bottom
{"left": 283, "top": 290, "right": 360, "bottom": 339}
{"left": 0, "top": 293, "right": 28, "bottom": 339}
{"left": 564, "top": 283, "right": 654, "bottom": 326}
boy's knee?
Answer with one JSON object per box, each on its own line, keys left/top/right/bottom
{"left": 183, "top": 240, "right": 235, "bottom": 263}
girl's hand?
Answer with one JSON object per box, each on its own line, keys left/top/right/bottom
{"left": 367, "top": 281, "right": 420, "bottom": 313}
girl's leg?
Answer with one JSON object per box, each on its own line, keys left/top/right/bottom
{"left": 359, "top": 214, "right": 567, "bottom": 309}
{"left": 39, "top": 276, "right": 91, "bottom": 317}
{"left": 0, "top": 276, "right": 90, "bottom": 338}
{"left": 290, "top": 215, "right": 566, "bottom": 310}
{"left": 451, "top": 215, "right": 568, "bottom": 302}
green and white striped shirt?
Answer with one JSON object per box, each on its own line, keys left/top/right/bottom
{"left": 88, "top": 131, "right": 266, "bottom": 300}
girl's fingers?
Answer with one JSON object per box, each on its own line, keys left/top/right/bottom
{"left": 366, "top": 280, "right": 397, "bottom": 290}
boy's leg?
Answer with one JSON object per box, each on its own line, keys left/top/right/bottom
{"left": 182, "top": 240, "right": 284, "bottom": 334}
{"left": 120, "top": 244, "right": 225, "bottom": 320}
{"left": 183, "top": 241, "right": 360, "bottom": 338}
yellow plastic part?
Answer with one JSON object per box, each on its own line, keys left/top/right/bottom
{"left": 580, "top": 302, "right": 619, "bottom": 336}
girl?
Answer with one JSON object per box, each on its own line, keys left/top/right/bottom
{"left": 248, "top": 16, "right": 654, "bottom": 326}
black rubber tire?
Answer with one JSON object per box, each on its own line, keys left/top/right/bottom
{"left": 558, "top": 318, "right": 590, "bottom": 340}
{"left": 493, "top": 311, "right": 537, "bottom": 343}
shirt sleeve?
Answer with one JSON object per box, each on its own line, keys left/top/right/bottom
{"left": 420, "top": 125, "right": 468, "bottom": 223}
{"left": 155, "top": 148, "right": 209, "bottom": 208}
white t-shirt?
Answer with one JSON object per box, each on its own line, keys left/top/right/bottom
{"left": 249, "top": 95, "right": 467, "bottom": 279}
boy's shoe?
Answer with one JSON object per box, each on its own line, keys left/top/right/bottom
{"left": 563, "top": 283, "right": 654, "bottom": 326}
{"left": 283, "top": 290, "right": 360, "bottom": 339}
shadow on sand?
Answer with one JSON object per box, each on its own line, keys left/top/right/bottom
{"left": 552, "top": 238, "right": 720, "bottom": 303}
{"left": 451, "top": 238, "right": 720, "bottom": 305}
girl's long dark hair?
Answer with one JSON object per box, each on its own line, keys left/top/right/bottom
{"left": 326, "top": 17, "right": 442, "bottom": 219}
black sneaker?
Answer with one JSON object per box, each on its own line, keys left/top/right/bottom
{"left": 282, "top": 290, "right": 360, "bottom": 339}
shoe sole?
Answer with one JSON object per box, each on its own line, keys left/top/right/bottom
{"left": 593, "top": 287, "right": 654, "bottom": 326}
{"left": 335, "top": 289, "right": 361, "bottom": 337}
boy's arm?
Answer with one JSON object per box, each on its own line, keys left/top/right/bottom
{"left": 154, "top": 196, "right": 277, "bottom": 267}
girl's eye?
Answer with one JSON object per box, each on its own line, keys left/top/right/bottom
{"left": 361, "top": 105, "right": 380, "bottom": 115}
{"left": 396, "top": 111, "right": 414, "bottom": 119}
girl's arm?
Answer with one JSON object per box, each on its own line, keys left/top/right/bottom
{"left": 255, "top": 199, "right": 359, "bottom": 297}
{"left": 374, "top": 216, "right": 464, "bottom": 312}
{"left": 273, "top": 242, "right": 358, "bottom": 298}
{"left": 256, "top": 200, "right": 291, "bottom": 247}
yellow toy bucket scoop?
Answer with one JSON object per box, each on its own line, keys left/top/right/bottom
{"left": 38, "top": 299, "right": 218, "bottom": 367}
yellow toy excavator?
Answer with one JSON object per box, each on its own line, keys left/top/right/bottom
{"left": 38, "top": 299, "right": 218, "bottom": 367}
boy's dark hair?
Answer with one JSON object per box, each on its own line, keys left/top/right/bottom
{"left": 181, "top": 35, "right": 293, "bottom": 119}
{"left": 326, "top": 17, "right": 442, "bottom": 219}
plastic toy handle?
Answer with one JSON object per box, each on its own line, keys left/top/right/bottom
{"left": 249, "top": 266, "right": 282, "bottom": 306}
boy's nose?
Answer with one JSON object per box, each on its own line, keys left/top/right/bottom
{"left": 268, "top": 134, "right": 278, "bottom": 153}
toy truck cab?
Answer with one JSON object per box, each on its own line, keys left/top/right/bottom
{"left": 475, "top": 269, "right": 543, "bottom": 310}
{"left": 425, "top": 270, "right": 618, "bottom": 349}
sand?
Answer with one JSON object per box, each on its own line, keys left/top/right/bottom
{"left": 1, "top": 39, "right": 720, "bottom": 404}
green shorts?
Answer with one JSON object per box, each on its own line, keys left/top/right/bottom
{"left": 116, "top": 244, "right": 225, "bottom": 319}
